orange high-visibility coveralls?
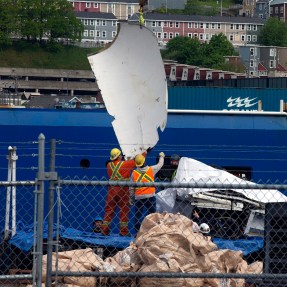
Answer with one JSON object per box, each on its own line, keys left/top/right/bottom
{"left": 101, "top": 153, "right": 146, "bottom": 236}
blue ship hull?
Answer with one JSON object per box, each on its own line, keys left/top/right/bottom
{"left": 0, "top": 108, "right": 286, "bottom": 183}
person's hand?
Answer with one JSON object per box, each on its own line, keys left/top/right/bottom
{"left": 129, "top": 196, "right": 134, "bottom": 206}
{"left": 159, "top": 152, "right": 165, "bottom": 158}
{"left": 193, "top": 210, "right": 200, "bottom": 219}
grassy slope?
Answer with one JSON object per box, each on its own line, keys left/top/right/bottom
{"left": 0, "top": 42, "right": 101, "bottom": 70}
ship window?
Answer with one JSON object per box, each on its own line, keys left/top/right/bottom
{"left": 80, "top": 159, "right": 90, "bottom": 169}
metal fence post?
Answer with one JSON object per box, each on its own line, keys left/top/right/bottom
{"left": 46, "top": 139, "right": 56, "bottom": 287}
{"left": 36, "top": 133, "right": 45, "bottom": 287}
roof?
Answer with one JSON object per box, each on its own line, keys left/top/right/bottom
{"left": 276, "top": 63, "right": 287, "bottom": 71}
{"left": 75, "top": 11, "right": 117, "bottom": 20}
{"left": 270, "top": 0, "right": 287, "bottom": 5}
{"left": 93, "top": 0, "right": 138, "bottom": 3}
{"left": 258, "top": 63, "right": 267, "bottom": 71}
{"left": 129, "top": 12, "right": 266, "bottom": 24}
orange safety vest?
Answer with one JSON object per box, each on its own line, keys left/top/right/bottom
{"left": 109, "top": 161, "right": 128, "bottom": 180}
{"left": 133, "top": 167, "right": 156, "bottom": 197}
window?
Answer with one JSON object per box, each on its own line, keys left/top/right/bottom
{"left": 175, "top": 32, "right": 179, "bottom": 37}
{"left": 194, "top": 22, "right": 198, "bottom": 28}
{"left": 164, "top": 21, "right": 168, "bottom": 27}
{"left": 84, "top": 30, "right": 88, "bottom": 37}
{"left": 93, "top": 3, "right": 98, "bottom": 8}
{"left": 275, "top": 7, "right": 278, "bottom": 13}
{"left": 241, "top": 24, "right": 245, "bottom": 30}
{"left": 152, "top": 21, "right": 156, "bottom": 27}
{"left": 241, "top": 35, "right": 245, "bottom": 41}
{"left": 211, "top": 23, "right": 215, "bottom": 29}
{"left": 194, "top": 33, "right": 198, "bottom": 38}
{"left": 270, "top": 48, "right": 276, "bottom": 57}
{"left": 175, "top": 22, "right": 180, "bottom": 28}
{"left": 250, "top": 47, "right": 255, "bottom": 56}
{"left": 102, "top": 20, "right": 106, "bottom": 26}
{"left": 86, "top": 2, "right": 91, "bottom": 8}
{"left": 247, "top": 24, "right": 251, "bottom": 30}
{"left": 96, "top": 20, "right": 100, "bottom": 26}
{"left": 84, "top": 19, "right": 88, "bottom": 25}
{"left": 158, "top": 21, "right": 162, "bottom": 27}
{"left": 253, "top": 25, "right": 257, "bottom": 31}
{"left": 205, "top": 34, "right": 210, "bottom": 40}
{"left": 90, "top": 20, "right": 94, "bottom": 26}
{"left": 163, "top": 32, "right": 168, "bottom": 39}
{"left": 230, "top": 24, "right": 234, "bottom": 30}
{"left": 252, "top": 35, "right": 257, "bottom": 42}
{"left": 206, "top": 23, "right": 209, "bottom": 28}
{"left": 169, "top": 22, "right": 173, "bottom": 27}
{"left": 259, "top": 14, "right": 263, "bottom": 18}
{"left": 169, "top": 32, "right": 173, "bottom": 39}
{"left": 270, "top": 60, "right": 275, "bottom": 68}
{"left": 229, "top": 35, "right": 234, "bottom": 41}
{"left": 200, "top": 23, "right": 204, "bottom": 28}
{"left": 102, "top": 31, "right": 106, "bottom": 37}
{"left": 280, "top": 6, "right": 284, "bottom": 13}
{"left": 218, "top": 24, "right": 221, "bottom": 29}
{"left": 112, "top": 20, "right": 117, "bottom": 26}
{"left": 188, "top": 22, "right": 192, "bottom": 28}
{"left": 236, "top": 24, "right": 239, "bottom": 30}
{"left": 247, "top": 35, "right": 251, "bottom": 41}
{"left": 112, "top": 31, "right": 116, "bottom": 38}
{"left": 259, "top": 3, "right": 262, "bottom": 10}
{"left": 157, "top": 32, "right": 162, "bottom": 38}
{"left": 188, "top": 33, "right": 192, "bottom": 38}
{"left": 96, "top": 31, "right": 100, "bottom": 37}
{"left": 90, "top": 30, "right": 94, "bottom": 37}
{"left": 250, "top": 60, "right": 254, "bottom": 67}
{"left": 199, "top": 34, "right": 204, "bottom": 40}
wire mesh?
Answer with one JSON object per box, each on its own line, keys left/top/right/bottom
{"left": 1, "top": 173, "right": 287, "bottom": 287}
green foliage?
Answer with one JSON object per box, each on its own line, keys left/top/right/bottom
{"left": 258, "top": 17, "right": 287, "bottom": 46}
{"left": 0, "top": 0, "right": 19, "bottom": 46}
{"left": 4, "top": 0, "right": 84, "bottom": 44}
{"left": 0, "top": 41, "right": 101, "bottom": 70}
{"left": 162, "top": 34, "right": 237, "bottom": 71}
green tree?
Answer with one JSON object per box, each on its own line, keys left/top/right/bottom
{"left": 0, "top": 0, "right": 19, "bottom": 46}
{"left": 162, "top": 37, "right": 199, "bottom": 64}
{"left": 258, "top": 17, "right": 287, "bottom": 46}
{"left": 17, "top": 0, "right": 83, "bottom": 43}
{"left": 202, "top": 33, "right": 236, "bottom": 68}
{"left": 161, "top": 34, "right": 237, "bottom": 71}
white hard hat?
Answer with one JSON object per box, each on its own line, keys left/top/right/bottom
{"left": 199, "top": 223, "right": 210, "bottom": 234}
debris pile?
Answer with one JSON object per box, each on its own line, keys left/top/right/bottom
{"left": 26, "top": 212, "right": 263, "bottom": 287}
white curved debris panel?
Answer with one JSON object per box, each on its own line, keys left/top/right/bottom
{"left": 88, "top": 23, "right": 167, "bottom": 158}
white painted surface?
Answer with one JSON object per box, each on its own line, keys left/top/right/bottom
{"left": 88, "top": 23, "right": 167, "bottom": 158}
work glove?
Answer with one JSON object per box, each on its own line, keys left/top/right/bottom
{"left": 159, "top": 152, "right": 165, "bottom": 158}
{"left": 129, "top": 196, "right": 134, "bottom": 206}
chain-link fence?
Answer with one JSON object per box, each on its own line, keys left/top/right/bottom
{"left": 1, "top": 134, "right": 287, "bottom": 287}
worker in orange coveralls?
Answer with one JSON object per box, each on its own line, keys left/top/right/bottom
{"left": 101, "top": 147, "right": 149, "bottom": 236}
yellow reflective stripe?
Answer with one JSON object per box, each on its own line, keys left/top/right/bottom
{"left": 134, "top": 170, "right": 153, "bottom": 183}
{"left": 120, "top": 222, "right": 128, "bottom": 226}
{"left": 110, "top": 162, "right": 124, "bottom": 180}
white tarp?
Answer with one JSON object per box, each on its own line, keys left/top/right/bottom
{"left": 88, "top": 23, "right": 167, "bottom": 158}
{"left": 157, "top": 157, "right": 287, "bottom": 212}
